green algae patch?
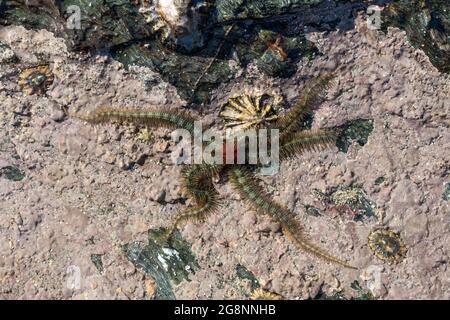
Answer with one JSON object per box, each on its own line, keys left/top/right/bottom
{"left": 350, "top": 280, "right": 375, "bottom": 300}
{"left": 0, "top": 2, "right": 59, "bottom": 31}
{"left": 123, "top": 228, "right": 198, "bottom": 300}
{"left": 0, "top": 166, "right": 25, "bottom": 181}
{"left": 233, "top": 27, "right": 318, "bottom": 78}
{"left": 336, "top": 119, "right": 374, "bottom": 153}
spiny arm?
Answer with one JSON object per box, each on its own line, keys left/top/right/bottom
{"left": 164, "top": 164, "right": 223, "bottom": 238}
{"left": 274, "top": 73, "right": 336, "bottom": 138}
{"left": 181, "top": 164, "right": 223, "bottom": 202}
{"left": 70, "top": 107, "right": 197, "bottom": 133}
{"left": 229, "top": 167, "right": 356, "bottom": 269}
{"left": 280, "top": 129, "right": 337, "bottom": 162}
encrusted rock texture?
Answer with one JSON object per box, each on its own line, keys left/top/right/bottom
{"left": 0, "top": 14, "right": 449, "bottom": 299}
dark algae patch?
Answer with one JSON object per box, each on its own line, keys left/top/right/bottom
{"left": 0, "top": 0, "right": 151, "bottom": 50}
{"left": 90, "top": 254, "right": 104, "bottom": 273}
{"left": 303, "top": 204, "right": 322, "bottom": 217}
{"left": 111, "top": 39, "right": 235, "bottom": 104}
{"left": 382, "top": 0, "right": 450, "bottom": 74}
{"left": 350, "top": 280, "right": 375, "bottom": 300}
{"left": 123, "top": 241, "right": 175, "bottom": 300}
{"left": 0, "top": 165, "right": 25, "bottom": 181}
{"left": 335, "top": 119, "right": 374, "bottom": 153}
{"left": 236, "top": 264, "right": 260, "bottom": 292}
{"left": 375, "top": 176, "right": 385, "bottom": 185}
{"left": 122, "top": 228, "right": 198, "bottom": 300}
{"left": 112, "top": 21, "right": 318, "bottom": 104}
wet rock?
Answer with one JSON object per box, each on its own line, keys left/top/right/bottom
{"left": 214, "top": 0, "right": 323, "bottom": 23}
{"left": 382, "top": 0, "right": 450, "bottom": 74}
{"left": 0, "top": 0, "right": 152, "bottom": 50}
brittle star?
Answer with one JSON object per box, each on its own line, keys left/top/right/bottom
{"left": 70, "top": 72, "right": 357, "bottom": 269}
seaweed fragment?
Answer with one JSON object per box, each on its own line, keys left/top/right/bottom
{"left": 374, "top": 176, "right": 385, "bottom": 185}
{"left": 123, "top": 241, "right": 176, "bottom": 300}
{"left": 350, "top": 280, "right": 375, "bottom": 300}
{"left": 304, "top": 204, "right": 322, "bottom": 217}
{"left": 313, "top": 280, "right": 375, "bottom": 300}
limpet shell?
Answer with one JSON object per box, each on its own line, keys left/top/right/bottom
{"left": 368, "top": 228, "right": 407, "bottom": 264}
{"left": 18, "top": 65, "right": 54, "bottom": 95}
{"left": 219, "top": 93, "right": 280, "bottom": 132}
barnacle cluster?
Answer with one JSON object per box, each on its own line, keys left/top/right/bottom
{"left": 18, "top": 65, "right": 54, "bottom": 95}
{"left": 368, "top": 228, "right": 407, "bottom": 265}
{"left": 219, "top": 92, "right": 281, "bottom": 132}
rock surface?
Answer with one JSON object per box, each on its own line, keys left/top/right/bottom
{"left": 0, "top": 4, "right": 449, "bottom": 300}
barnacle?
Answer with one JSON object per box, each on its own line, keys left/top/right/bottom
{"left": 137, "top": 128, "right": 153, "bottom": 143}
{"left": 368, "top": 228, "right": 407, "bottom": 264}
{"left": 219, "top": 93, "right": 280, "bottom": 132}
{"left": 18, "top": 65, "right": 54, "bottom": 95}
{"left": 250, "top": 288, "right": 284, "bottom": 300}
{"left": 72, "top": 72, "right": 358, "bottom": 270}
